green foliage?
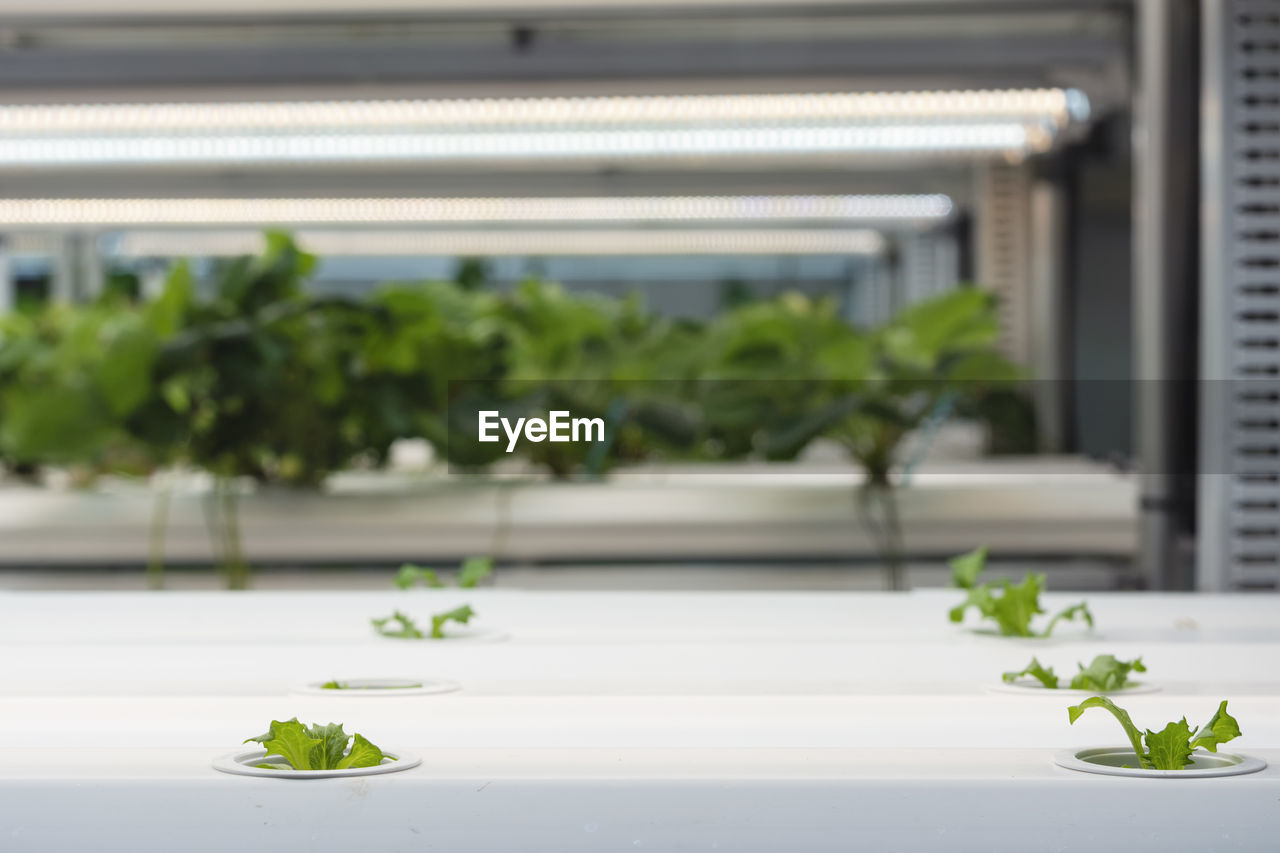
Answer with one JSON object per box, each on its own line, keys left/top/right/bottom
{"left": 320, "top": 680, "right": 424, "bottom": 690}
{"left": 394, "top": 556, "right": 492, "bottom": 590}
{"left": 0, "top": 232, "right": 1032, "bottom": 591}
{"left": 383, "top": 556, "right": 488, "bottom": 638}
{"left": 244, "top": 718, "right": 388, "bottom": 771}
{"left": 370, "top": 610, "right": 424, "bottom": 639}
{"left": 948, "top": 546, "right": 1093, "bottom": 637}
{"left": 430, "top": 604, "right": 476, "bottom": 639}
{"left": 1068, "top": 698, "right": 1241, "bottom": 770}
{"left": 371, "top": 605, "right": 477, "bottom": 640}
{"left": 1003, "top": 654, "right": 1146, "bottom": 691}
{"left": 1070, "top": 655, "right": 1146, "bottom": 691}
{"left": 1002, "top": 657, "right": 1059, "bottom": 689}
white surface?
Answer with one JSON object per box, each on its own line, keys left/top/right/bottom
{"left": 0, "top": 589, "right": 1277, "bottom": 850}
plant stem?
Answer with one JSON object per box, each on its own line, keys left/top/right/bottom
{"left": 146, "top": 473, "right": 173, "bottom": 591}
{"left": 216, "top": 476, "right": 250, "bottom": 590}
{"left": 856, "top": 477, "right": 907, "bottom": 591}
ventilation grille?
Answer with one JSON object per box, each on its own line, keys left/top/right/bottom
{"left": 1216, "top": 1, "right": 1280, "bottom": 586}
{"left": 974, "top": 163, "right": 1031, "bottom": 364}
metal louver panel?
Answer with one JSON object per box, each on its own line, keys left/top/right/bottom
{"left": 1200, "top": 0, "right": 1280, "bottom": 589}
{"left": 974, "top": 163, "right": 1032, "bottom": 366}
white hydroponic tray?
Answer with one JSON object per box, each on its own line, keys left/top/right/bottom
{"left": 0, "top": 590, "right": 1277, "bottom": 852}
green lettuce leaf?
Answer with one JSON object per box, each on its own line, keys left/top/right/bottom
{"left": 244, "top": 719, "right": 390, "bottom": 771}
{"left": 948, "top": 546, "right": 988, "bottom": 589}
{"left": 245, "top": 719, "right": 322, "bottom": 771}
{"left": 988, "top": 574, "right": 1045, "bottom": 637}
{"left": 1068, "top": 697, "right": 1243, "bottom": 771}
{"left": 1040, "top": 602, "right": 1094, "bottom": 638}
{"left": 457, "top": 556, "right": 494, "bottom": 588}
{"left": 1068, "top": 696, "right": 1150, "bottom": 768}
{"left": 371, "top": 610, "right": 425, "bottom": 639}
{"left": 1190, "top": 700, "right": 1241, "bottom": 753}
{"left": 306, "top": 722, "right": 349, "bottom": 770}
{"left": 336, "top": 733, "right": 387, "bottom": 769}
{"left": 430, "top": 604, "right": 476, "bottom": 639}
{"left": 394, "top": 564, "right": 444, "bottom": 590}
{"left": 1144, "top": 719, "right": 1194, "bottom": 770}
{"left": 1002, "top": 657, "right": 1059, "bottom": 688}
{"left": 1069, "top": 655, "right": 1145, "bottom": 692}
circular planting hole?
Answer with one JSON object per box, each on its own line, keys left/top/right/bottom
{"left": 292, "top": 678, "right": 460, "bottom": 697}
{"left": 987, "top": 681, "right": 1159, "bottom": 697}
{"left": 213, "top": 749, "right": 421, "bottom": 779}
{"left": 1054, "top": 747, "right": 1266, "bottom": 778}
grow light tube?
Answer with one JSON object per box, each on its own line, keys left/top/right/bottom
{"left": 0, "top": 89, "right": 1087, "bottom": 166}
{"left": 0, "top": 89, "right": 1089, "bottom": 132}
{"left": 110, "top": 228, "right": 888, "bottom": 257}
{"left": 0, "top": 195, "right": 953, "bottom": 227}
{"left": 0, "top": 125, "right": 1033, "bottom": 166}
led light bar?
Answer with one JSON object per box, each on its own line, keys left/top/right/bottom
{"left": 111, "top": 228, "right": 887, "bottom": 258}
{"left": 0, "top": 124, "right": 1032, "bottom": 166}
{"left": 0, "top": 89, "right": 1087, "bottom": 166}
{"left": 0, "top": 195, "right": 953, "bottom": 227}
{"left": 0, "top": 89, "right": 1089, "bottom": 131}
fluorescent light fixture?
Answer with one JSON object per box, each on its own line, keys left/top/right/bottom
{"left": 0, "top": 89, "right": 1087, "bottom": 167}
{"left": 111, "top": 228, "right": 887, "bottom": 257}
{"left": 0, "top": 124, "right": 1031, "bottom": 166}
{"left": 0, "top": 195, "right": 953, "bottom": 227}
{"left": 0, "top": 90, "right": 1086, "bottom": 130}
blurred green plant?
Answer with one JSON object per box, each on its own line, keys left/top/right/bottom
{"left": 0, "top": 232, "right": 1026, "bottom": 592}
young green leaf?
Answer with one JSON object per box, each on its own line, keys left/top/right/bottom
{"left": 1069, "top": 655, "right": 1145, "bottom": 692}
{"left": 335, "top": 733, "right": 386, "bottom": 769}
{"left": 1002, "top": 657, "right": 1059, "bottom": 688}
{"left": 394, "top": 564, "right": 444, "bottom": 590}
{"left": 371, "top": 610, "right": 425, "bottom": 639}
{"left": 1069, "top": 697, "right": 1243, "bottom": 771}
{"left": 430, "top": 604, "right": 476, "bottom": 639}
{"left": 946, "top": 548, "right": 1094, "bottom": 638}
{"left": 1040, "top": 601, "right": 1094, "bottom": 639}
{"left": 988, "top": 574, "right": 1046, "bottom": 637}
{"left": 1144, "top": 719, "right": 1195, "bottom": 770}
{"left": 1190, "top": 700, "right": 1241, "bottom": 754}
{"left": 306, "top": 722, "right": 350, "bottom": 770}
{"left": 244, "top": 719, "right": 390, "bottom": 771}
{"left": 457, "top": 556, "right": 494, "bottom": 589}
{"left": 244, "top": 719, "right": 322, "bottom": 771}
{"left": 948, "top": 546, "right": 988, "bottom": 589}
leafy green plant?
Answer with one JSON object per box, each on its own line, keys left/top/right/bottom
{"left": 320, "top": 680, "right": 423, "bottom": 690}
{"left": 1003, "top": 654, "right": 1146, "bottom": 690}
{"left": 1067, "top": 697, "right": 1241, "bottom": 770}
{"left": 371, "top": 605, "right": 476, "bottom": 640}
{"left": 696, "top": 289, "right": 1020, "bottom": 589}
{"left": 948, "top": 546, "right": 1094, "bottom": 637}
{"left": 394, "top": 556, "right": 493, "bottom": 590}
{"left": 244, "top": 718, "right": 388, "bottom": 770}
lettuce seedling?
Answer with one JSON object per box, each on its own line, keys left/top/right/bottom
{"left": 371, "top": 604, "right": 476, "bottom": 640}
{"left": 245, "top": 718, "right": 389, "bottom": 771}
{"left": 1067, "top": 697, "right": 1242, "bottom": 770}
{"left": 948, "top": 546, "right": 1094, "bottom": 637}
{"left": 383, "top": 556, "right": 490, "bottom": 639}
{"left": 394, "top": 556, "right": 493, "bottom": 590}
{"left": 371, "top": 609, "right": 424, "bottom": 639}
{"left": 1003, "top": 654, "right": 1146, "bottom": 691}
